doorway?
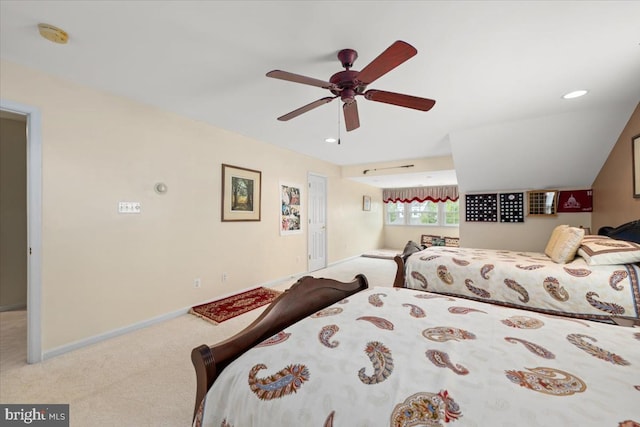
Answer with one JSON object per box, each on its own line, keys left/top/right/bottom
{"left": 307, "top": 173, "right": 327, "bottom": 271}
{"left": 0, "top": 99, "right": 43, "bottom": 364}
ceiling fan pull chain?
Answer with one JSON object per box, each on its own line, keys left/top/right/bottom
{"left": 337, "top": 100, "right": 341, "bottom": 145}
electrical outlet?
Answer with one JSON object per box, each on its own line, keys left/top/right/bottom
{"left": 222, "top": 273, "right": 228, "bottom": 282}
{"left": 194, "top": 278, "right": 201, "bottom": 288}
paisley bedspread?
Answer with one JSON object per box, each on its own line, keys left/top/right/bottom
{"left": 404, "top": 246, "right": 640, "bottom": 322}
{"left": 196, "top": 287, "right": 640, "bottom": 427}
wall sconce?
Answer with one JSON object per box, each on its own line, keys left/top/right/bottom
{"left": 154, "top": 182, "right": 168, "bottom": 194}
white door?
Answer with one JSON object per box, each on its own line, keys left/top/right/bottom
{"left": 307, "top": 173, "right": 327, "bottom": 271}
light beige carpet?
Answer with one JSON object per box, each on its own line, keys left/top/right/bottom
{"left": 0, "top": 256, "right": 396, "bottom": 426}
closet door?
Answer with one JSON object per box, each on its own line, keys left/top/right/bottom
{"left": 307, "top": 173, "right": 327, "bottom": 271}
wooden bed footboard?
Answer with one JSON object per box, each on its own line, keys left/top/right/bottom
{"left": 392, "top": 255, "right": 406, "bottom": 288}
{"left": 191, "top": 274, "right": 369, "bottom": 421}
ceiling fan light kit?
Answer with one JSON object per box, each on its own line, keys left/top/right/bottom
{"left": 266, "top": 40, "right": 436, "bottom": 132}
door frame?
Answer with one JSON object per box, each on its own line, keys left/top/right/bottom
{"left": 1, "top": 99, "right": 43, "bottom": 363}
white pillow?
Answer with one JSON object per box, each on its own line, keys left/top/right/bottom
{"left": 577, "top": 237, "right": 640, "bottom": 265}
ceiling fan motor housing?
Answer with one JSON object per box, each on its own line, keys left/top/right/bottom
{"left": 330, "top": 70, "right": 363, "bottom": 100}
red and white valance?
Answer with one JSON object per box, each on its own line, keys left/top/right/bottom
{"left": 383, "top": 185, "right": 459, "bottom": 203}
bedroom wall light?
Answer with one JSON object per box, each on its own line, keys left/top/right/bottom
{"left": 562, "top": 90, "right": 588, "bottom": 99}
{"left": 154, "top": 182, "right": 168, "bottom": 194}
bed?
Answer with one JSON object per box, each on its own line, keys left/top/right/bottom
{"left": 191, "top": 275, "right": 640, "bottom": 426}
{"left": 393, "top": 224, "right": 640, "bottom": 324}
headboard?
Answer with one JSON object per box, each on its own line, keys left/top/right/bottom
{"left": 598, "top": 219, "right": 640, "bottom": 244}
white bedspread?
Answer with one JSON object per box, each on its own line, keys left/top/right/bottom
{"left": 404, "top": 247, "right": 640, "bottom": 322}
{"left": 196, "top": 287, "right": 640, "bottom": 426}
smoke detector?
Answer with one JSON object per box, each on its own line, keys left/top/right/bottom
{"left": 37, "top": 23, "right": 68, "bottom": 44}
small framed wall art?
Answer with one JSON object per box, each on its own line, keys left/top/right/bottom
{"left": 221, "top": 164, "right": 261, "bottom": 221}
{"left": 363, "top": 195, "right": 371, "bottom": 211}
{"left": 280, "top": 182, "right": 302, "bottom": 235}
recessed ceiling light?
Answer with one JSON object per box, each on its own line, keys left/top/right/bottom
{"left": 325, "top": 137, "right": 337, "bottom": 143}
{"left": 562, "top": 90, "right": 588, "bottom": 99}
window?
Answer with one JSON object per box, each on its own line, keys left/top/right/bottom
{"left": 443, "top": 200, "right": 460, "bottom": 225}
{"left": 385, "top": 201, "right": 405, "bottom": 225}
{"left": 409, "top": 200, "right": 438, "bottom": 225}
{"left": 385, "top": 200, "right": 459, "bottom": 226}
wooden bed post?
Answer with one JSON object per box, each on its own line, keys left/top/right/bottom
{"left": 393, "top": 255, "right": 406, "bottom": 288}
{"left": 191, "top": 345, "right": 216, "bottom": 420}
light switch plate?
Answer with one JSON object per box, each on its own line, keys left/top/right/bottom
{"left": 118, "top": 201, "right": 141, "bottom": 214}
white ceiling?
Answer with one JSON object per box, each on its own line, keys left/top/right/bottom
{"left": 1, "top": 1, "right": 639, "bottom": 191}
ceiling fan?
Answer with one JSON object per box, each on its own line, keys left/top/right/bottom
{"left": 266, "top": 40, "right": 436, "bottom": 132}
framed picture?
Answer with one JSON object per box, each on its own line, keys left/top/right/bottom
{"left": 363, "top": 195, "right": 371, "bottom": 211}
{"left": 280, "top": 182, "right": 302, "bottom": 235}
{"left": 221, "top": 164, "right": 261, "bottom": 221}
{"left": 633, "top": 134, "right": 640, "bottom": 198}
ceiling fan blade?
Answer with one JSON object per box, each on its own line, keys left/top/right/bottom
{"left": 343, "top": 100, "right": 360, "bottom": 132}
{"left": 277, "top": 96, "right": 337, "bottom": 121}
{"left": 364, "top": 89, "right": 436, "bottom": 111}
{"left": 267, "top": 70, "right": 338, "bottom": 90}
{"left": 356, "top": 41, "right": 417, "bottom": 86}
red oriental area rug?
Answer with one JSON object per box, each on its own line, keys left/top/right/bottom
{"left": 190, "top": 287, "right": 281, "bottom": 324}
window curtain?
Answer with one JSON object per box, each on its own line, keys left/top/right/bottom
{"left": 383, "top": 185, "right": 459, "bottom": 203}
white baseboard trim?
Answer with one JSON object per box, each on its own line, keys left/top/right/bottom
{"left": 42, "top": 255, "right": 361, "bottom": 360}
{"left": 0, "top": 303, "right": 27, "bottom": 312}
{"left": 43, "top": 306, "right": 190, "bottom": 360}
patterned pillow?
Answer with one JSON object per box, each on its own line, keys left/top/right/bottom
{"left": 445, "top": 237, "right": 460, "bottom": 247}
{"left": 431, "top": 237, "right": 446, "bottom": 247}
{"left": 420, "top": 234, "right": 440, "bottom": 247}
{"left": 547, "top": 226, "right": 585, "bottom": 264}
{"left": 544, "top": 225, "right": 569, "bottom": 258}
{"left": 577, "top": 237, "right": 640, "bottom": 265}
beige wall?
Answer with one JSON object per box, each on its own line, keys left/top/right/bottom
{"left": 592, "top": 103, "right": 640, "bottom": 231}
{"left": 384, "top": 225, "right": 459, "bottom": 251}
{"left": 459, "top": 195, "right": 591, "bottom": 252}
{"left": 0, "top": 60, "right": 383, "bottom": 352}
{"left": 0, "top": 117, "right": 27, "bottom": 309}
{"left": 328, "top": 182, "right": 384, "bottom": 258}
